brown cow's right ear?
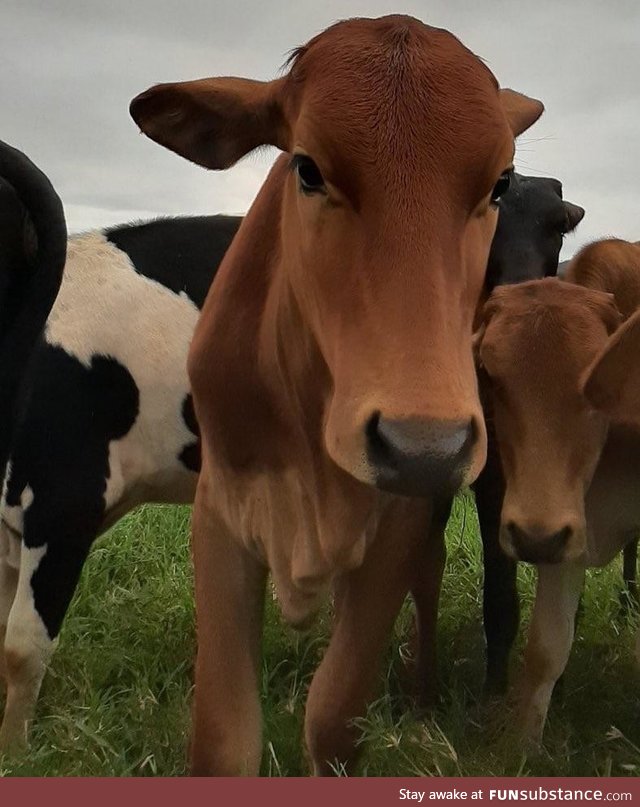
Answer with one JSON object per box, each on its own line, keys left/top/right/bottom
{"left": 499, "top": 88, "right": 544, "bottom": 137}
{"left": 130, "top": 77, "right": 289, "bottom": 170}
{"left": 583, "top": 309, "right": 640, "bottom": 424}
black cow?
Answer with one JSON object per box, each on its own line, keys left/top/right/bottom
{"left": 0, "top": 139, "right": 66, "bottom": 748}
{"left": 412, "top": 174, "right": 585, "bottom": 704}
{"left": 0, "top": 175, "right": 583, "bottom": 749}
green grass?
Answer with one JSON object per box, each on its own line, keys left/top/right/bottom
{"left": 1, "top": 494, "right": 639, "bottom": 776}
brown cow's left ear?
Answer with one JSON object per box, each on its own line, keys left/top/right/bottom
{"left": 130, "top": 77, "right": 290, "bottom": 170}
{"left": 564, "top": 201, "right": 585, "bottom": 233}
{"left": 499, "top": 88, "right": 544, "bottom": 136}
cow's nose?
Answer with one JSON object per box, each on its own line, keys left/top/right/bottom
{"left": 366, "top": 413, "right": 476, "bottom": 496}
{"left": 505, "top": 521, "right": 573, "bottom": 564}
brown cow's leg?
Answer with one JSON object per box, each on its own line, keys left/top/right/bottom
{"left": 304, "top": 500, "right": 430, "bottom": 775}
{"left": 518, "top": 562, "right": 584, "bottom": 746}
{"left": 190, "top": 475, "right": 267, "bottom": 776}
{"left": 411, "top": 497, "right": 449, "bottom": 709}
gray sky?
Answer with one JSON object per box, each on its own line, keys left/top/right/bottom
{"left": 3, "top": 0, "right": 638, "bottom": 259}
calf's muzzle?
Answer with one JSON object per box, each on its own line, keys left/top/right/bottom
{"left": 366, "top": 413, "right": 478, "bottom": 496}
{"left": 503, "top": 520, "right": 575, "bottom": 564}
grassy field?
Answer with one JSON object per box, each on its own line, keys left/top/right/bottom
{"left": 1, "top": 494, "right": 639, "bottom": 777}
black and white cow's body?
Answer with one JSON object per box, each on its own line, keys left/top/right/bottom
{"left": 0, "top": 215, "right": 240, "bottom": 749}
{"left": 0, "top": 175, "right": 583, "bottom": 749}
{"left": 0, "top": 140, "right": 67, "bottom": 750}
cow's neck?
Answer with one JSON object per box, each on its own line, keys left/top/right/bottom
{"left": 196, "top": 158, "right": 383, "bottom": 623}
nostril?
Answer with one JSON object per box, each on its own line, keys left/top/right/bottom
{"left": 366, "top": 410, "right": 397, "bottom": 468}
{"left": 554, "top": 525, "right": 573, "bottom": 548}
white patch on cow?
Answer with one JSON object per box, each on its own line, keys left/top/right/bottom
{"left": 20, "top": 485, "right": 33, "bottom": 512}
{"left": 44, "top": 232, "right": 200, "bottom": 515}
{"left": 0, "top": 543, "right": 53, "bottom": 750}
{"left": 5, "top": 531, "right": 20, "bottom": 571}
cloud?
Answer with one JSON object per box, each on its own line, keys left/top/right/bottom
{"left": 3, "top": 0, "right": 638, "bottom": 258}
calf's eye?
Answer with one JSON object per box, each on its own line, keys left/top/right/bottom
{"left": 292, "top": 155, "right": 326, "bottom": 195}
{"left": 491, "top": 170, "right": 513, "bottom": 204}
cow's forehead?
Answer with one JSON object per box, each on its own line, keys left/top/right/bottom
{"left": 288, "top": 16, "right": 496, "bottom": 84}
{"left": 283, "top": 17, "right": 509, "bottom": 204}
{"left": 285, "top": 15, "right": 502, "bottom": 137}
{"left": 486, "top": 283, "right": 611, "bottom": 370}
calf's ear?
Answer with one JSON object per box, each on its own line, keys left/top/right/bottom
{"left": 583, "top": 308, "right": 640, "bottom": 424}
{"left": 130, "top": 77, "right": 289, "bottom": 169}
{"left": 563, "top": 201, "right": 585, "bottom": 233}
{"left": 500, "top": 88, "right": 544, "bottom": 137}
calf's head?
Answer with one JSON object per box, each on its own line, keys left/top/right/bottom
{"left": 131, "top": 16, "right": 543, "bottom": 496}
{"left": 477, "top": 279, "right": 620, "bottom": 563}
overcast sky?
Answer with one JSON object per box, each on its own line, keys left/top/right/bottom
{"left": 3, "top": 0, "right": 638, "bottom": 259}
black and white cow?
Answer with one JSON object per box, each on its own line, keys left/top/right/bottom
{"left": 0, "top": 175, "right": 582, "bottom": 750}
{"left": 0, "top": 139, "right": 66, "bottom": 748}
{"left": 0, "top": 214, "right": 239, "bottom": 750}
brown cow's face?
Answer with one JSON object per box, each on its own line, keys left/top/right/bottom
{"left": 478, "top": 279, "right": 620, "bottom": 564}
{"left": 131, "top": 16, "right": 544, "bottom": 496}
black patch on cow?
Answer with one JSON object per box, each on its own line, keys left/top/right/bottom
{"left": 179, "top": 393, "right": 201, "bottom": 473}
{"left": 105, "top": 215, "right": 242, "bottom": 309}
{"left": 6, "top": 344, "right": 139, "bottom": 638}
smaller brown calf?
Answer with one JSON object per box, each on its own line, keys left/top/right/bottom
{"left": 477, "top": 278, "right": 640, "bottom": 743}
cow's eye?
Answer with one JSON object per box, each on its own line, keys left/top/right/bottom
{"left": 292, "top": 155, "right": 326, "bottom": 195}
{"left": 491, "top": 170, "right": 513, "bottom": 204}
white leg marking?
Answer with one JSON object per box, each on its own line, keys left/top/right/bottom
{"left": 0, "top": 543, "right": 55, "bottom": 752}
{"left": 0, "top": 524, "right": 20, "bottom": 688}
{"left": 518, "top": 562, "right": 585, "bottom": 746}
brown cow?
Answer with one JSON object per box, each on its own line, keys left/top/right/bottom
{"left": 131, "top": 15, "right": 543, "bottom": 775}
{"left": 476, "top": 278, "right": 640, "bottom": 744}
{"left": 567, "top": 238, "right": 640, "bottom": 601}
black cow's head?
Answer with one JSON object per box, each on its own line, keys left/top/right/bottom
{"left": 486, "top": 174, "right": 584, "bottom": 290}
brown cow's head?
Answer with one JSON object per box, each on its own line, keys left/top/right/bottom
{"left": 131, "top": 16, "right": 543, "bottom": 496}
{"left": 584, "top": 309, "right": 640, "bottom": 426}
{"left": 477, "top": 279, "right": 620, "bottom": 563}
